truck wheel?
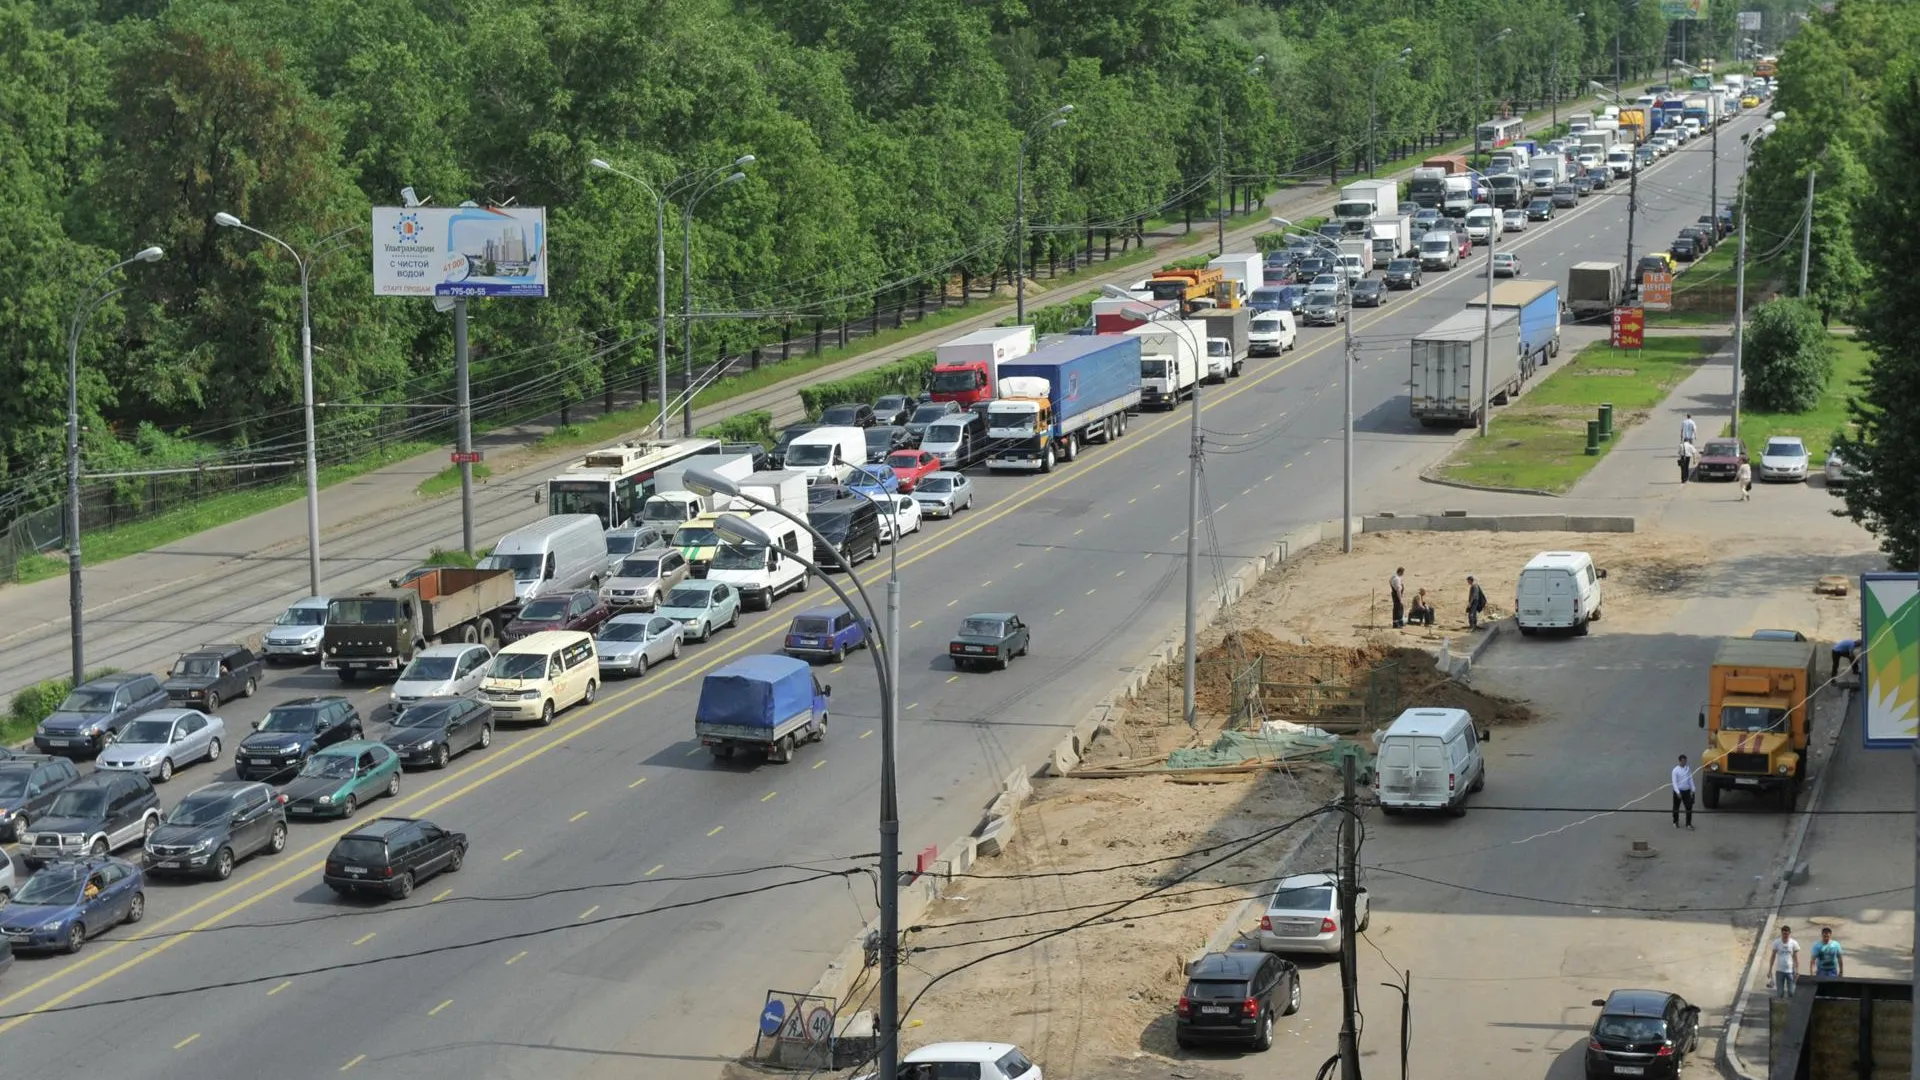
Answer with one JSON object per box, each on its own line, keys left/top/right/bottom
{"left": 1064, "top": 433, "right": 1077, "bottom": 461}
{"left": 1041, "top": 447, "right": 1055, "bottom": 473}
{"left": 1781, "top": 776, "right": 1802, "bottom": 810}
{"left": 1701, "top": 780, "right": 1721, "bottom": 810}
{"left": 478, "top": 617, "right": 499, "bottom": 648}
{"left": 460, "top": 624, "right": 479, "bottom": 644}
{"left": 770, "top": 735, "right": 794, "bottom": 764}
{"left": 1575, "top": 618, "right": 1590, "bottom": 637}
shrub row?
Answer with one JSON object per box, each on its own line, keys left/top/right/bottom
{"left": 697, "top": 409, "right": 778, "bottom": 447}
{"left": 798, "top": 352, "right": 937, "bottom": 418}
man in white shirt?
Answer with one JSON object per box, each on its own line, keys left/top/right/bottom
{"left": 1681, "top": 413, "right": 1697, "bottom": 443}
{"left": 1769, "top": 925, "right": 1801, "bottom": 999}
{"left": 1389, "top": 567, "right": 1406, "bottom": 628}
{"left": 1671, "top": 754, "right": 1695, "bottom": 830}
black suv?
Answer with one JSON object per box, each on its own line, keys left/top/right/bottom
{"left": 162, "top": 643, "right": 264, "bottom": 710}
{"left": 144, "top": 781, "right": 290, "bottom": 880}
{"left": 0, "top": 755, "right": 83, "bottom": 841}
{"left": 34, "top": 672, "right": 169, "bottom": 757}
{"left": 1175, "top": 950, "right": 1299, "bottom": 1051}
{"left": 324, "top": 817, "right": 468, "bottom": 900}
{"left": 819, "top": 402, "right": 877, "bottom": 428}
{"left": 23, "top": 770, "right": 163, "bottom": 867}
{"left": 235, "top": 697, "right": 363, "bottom": 780}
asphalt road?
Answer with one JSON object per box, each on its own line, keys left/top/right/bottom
{"left": 0, "top": 112, "right": 1764, "bottom": 1079}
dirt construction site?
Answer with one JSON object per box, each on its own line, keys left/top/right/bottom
{"left": 868, "top": 525, "right": 1833, "bottom": 1078}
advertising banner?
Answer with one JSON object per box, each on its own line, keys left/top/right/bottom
{"left": 1610, "top": 306, "right": 1645, "bottom": 349}
{"left": 1661, "top": 0, "right": 1708, "bottom": 17}
{"left": 1641, "top": 272, "right": 1674, "bottom": 311}
{"left": 1861, "top": 572, "right": 1920, "bottom": 747}
{"left": 372, "top": 206, "right": 548, "bottom": 298}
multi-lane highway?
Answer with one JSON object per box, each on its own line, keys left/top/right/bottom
{"left": 0, "top": 109, "right": 1758, "bottom": 1079}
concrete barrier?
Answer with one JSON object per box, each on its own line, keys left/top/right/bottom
{"left": 1434, "top": 618, "right": 1508, "bottom": 678}
{"left": 1363, "top": 513, "right": 1635, "bottom": 533}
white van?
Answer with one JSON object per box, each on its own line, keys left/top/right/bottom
{"left": 1515, "top": 550, "right": 1605, "bottom": 636}
{"left": 478, "top": 514, "right": 609, "bottom": 605}
{"left": 481, "top": 630, "right": 599, "bottom": 726}
{"left": 783, "top": 426, "right": 866, "bottom": 481}
{"left": 1373, "top": 708, "right": 1488, "bottom": 816}
{"left": 704, "top": 511, "right": 808, "bottom": 611}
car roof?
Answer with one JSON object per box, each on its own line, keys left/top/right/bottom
{"left": 276, "top": 696, "right": 348, "bottom": 710}
{"left": 128, "top": 708, "right": 204, "bottom": 725}
{"left": 1600, "top": 989, "right": 1673, "bottom": 1016}
{"left": 339, "top": 816, "right": 424, "bottom": 840}
{"left": 178, "top": 780, "right": 266, "bottom": 800}
{"left": 66, "top": 770, "right": 136, "bottom": 790}
{"left": 80, "top": 672, "right": 149, "bottom": 689}
{"left": 902, "top": 1043, "right": 1020, "bottom": 1064}
{"left": 414, "top": 642, "right": 487, "bottom": 657}
{"left": 1274, "top": 872, "right": 1337, "bottom": 890}
{"left": 922, "top": 471, "right": 964, "bottom": 481}
{"left": 797, "top": 606, "right": 853, "bottom": 620}
{"left": 964, "top": 612, "right": 1017, "bottom": 621}
{"left": 1382, "top": 707, "right": 1474, "bottom": 736}
{"left": 1186, "top": 950, "right": 1267, "bottom": 979}
{"left": 1764, "top": 435, "right": 1806, "bottom": 447}
{"left": 287, "top": 595, "right": 330, "bottom": 608}
{"left": 314, "top": 740, "right": 384, "bottom": 757}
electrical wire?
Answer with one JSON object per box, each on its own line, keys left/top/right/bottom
{"left": 1366, "top": 865, "right": 1908, "bottom": 913}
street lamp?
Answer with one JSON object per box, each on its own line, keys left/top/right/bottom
{"left": 66, "top": 244, "right": 164, "bottom": 684}
{"left": 1551, "top": 13, "right": 1587, "bottom": 131}
{"left": 1015, "top": 106, "right": 1073, "bottom": 326}
{"left": 213, "top": 213, "right": 361, "bottom": 599}
{"left": 681, "top": 163, "right": 753, "bottom": 436}
{"left": 684, "top": 467, "right": 902, "bottom": 1080}
{"left": 1369, "top": 48, "right": 1412, "bottom": 178}
{"left": 1271, "top": 217, "right": 1356, "bottom": 554}
{"left": 1458, "top": 167, "right": 1503, "bottom": 437}
{"left": 588, "top": 153, "right": 755, "bottom": 439}
{"left": 1731, "top": 112, "right": 1786, "bottom": 439}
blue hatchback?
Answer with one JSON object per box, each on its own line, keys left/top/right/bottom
{"left": 783, "top": 607, "right": 869, "bottom": 663}
{"left": 846, "top": 465, "right": 900, "bottom": 498}
{"left": 0, "top": 856, "right": 145, "bottom": 954}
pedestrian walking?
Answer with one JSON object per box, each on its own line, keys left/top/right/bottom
{"left": 1677, "top": 440, "right": 1698, "bottom": 484}
{"left": 1736, "top": 459, "right": 1752, "bottom": 500}
{"left": 1830, "top": 638, "right": 1860, "bottom": 682}
{"left": 1812, "top": 927, "right": 1845, "bottom": 979}
{"left": 1681, "top": 413, "right": 1697, "bottom": 443}
{"left": 1768, "top": 925, "right": 1801, "bottom": 999}
{"left": 1465, "top": 576, "right": 1488, "bottom": 630}
{"left": 1670, "top": 754, "right": 1696, "bottom": 829}
{"left": 1389, "top": 567, "right": 1406, "bottom": 628}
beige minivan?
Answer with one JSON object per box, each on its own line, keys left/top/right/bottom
{"left": 481, "top": 630, "right": 600, "bottom": 726}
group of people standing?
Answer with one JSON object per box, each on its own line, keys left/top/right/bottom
{"left": 1389, "top": 567, "right": 1488, "bottom": 630}
{"left": 1677, "top": 413, "right": 1753, "bottom": 498}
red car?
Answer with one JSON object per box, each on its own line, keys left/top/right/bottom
{"left": 1451, "top": 230, "right": 1474, "bottom": 262}
{"left": 502, "top": 589, "right": 611, "bottom": 643}
{"left": 1693, "top": 438, "right": 1747, "bottom": 481}
{"left": 888, "top": 449, "right": 943, "bottom": 492}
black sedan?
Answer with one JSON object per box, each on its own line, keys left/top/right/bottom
{"left": 1551, "top": 184, "right": 1579, "bottom": 208}
{"left": 382, "top": 697, "right": 494, "bottom": 770}
{"left": 1527, "top": 198, "right": 1555, "bottom": 221}
{"left": 1584, "top": 989, "right": 1698, "bottom": 1080}
{"left": 819, "top": 402, "right": 877, "bottom": 428}
{"left": 948, "top": 612, "right": 1030, "bottom": 672}
{"left": 1382, "top": 259, "right": 1422, "bottom": 289}
{"left": 1588, "top": 168, "right": 1611, "bottom": 189}
{"left": 1670, "top": 236, "right": 1699, "bottom": 262}
{"left": 871, "top": 394, "right": 917, "bottom": 426}
{"left": 1573, "top": 175, "right": 1595, "bottom": 196}
{"left": 1351, "top": 277, "right": 1387, "bottom": 307}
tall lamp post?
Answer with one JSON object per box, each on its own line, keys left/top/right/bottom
{"left": 1551, "top": 13, "right": 1588, "bottom": 131}
{"left": 588, "top": 154, "right": 755, "bottom": 439}
{"left": 1368, "top": 48, "right": 1412, "bottom": 178}
{"left": 213, "top": 214, "right": 362, "bottom": 598}
{"left": 1731, "top": 113, "right": 1784, "bottom": 439}
{"left": 682, "top": 468, "right": 901, "bottom": 1080}
{"left": 1270, "top": 218, "right": 1356, "bottom": 553}
{"left": 67, "top": 245, "right": 165, "bottom": 684}
{"left": 1015, "top": 106, "right": 1074, "bottom": 326}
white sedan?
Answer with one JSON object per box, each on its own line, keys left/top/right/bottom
{"left": 96, "top": 708, "right": 226, "bottom": 782}
{"left": 1257, "top": 872, "right": 1369, "bottom": 955}
{"left": 594, "top": 614, "right": 684, "bottom": 678}
{"left": 869, "top": 493, "right": 922, "bottom": 542}
{"left": 1759, "top": 436, "right": 1810, "bottom": 482}
{"left": 911, "top": 472, "right": 975, "bottom": 517}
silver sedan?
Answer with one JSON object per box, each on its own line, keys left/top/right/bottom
{"left": 96, "top": 708, "right": 226, "bottom": 782}
{"left": 594, "top": 614, "right": 684, "bottom": 678}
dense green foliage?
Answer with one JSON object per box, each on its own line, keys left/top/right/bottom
{"left": 2, "top": 0, "right": 1683, "bottom": 502}
{"left": 7, "top": 668, "right": 120, "bottom": 730}
{"left": 798, "top": 353, "right": 938, "bottom": 417}
{"left": 698, "top": 410, "right": 778, "bottom": 448}
{"left": 1740, "top": 298, "right": 1834, "bottom": 412}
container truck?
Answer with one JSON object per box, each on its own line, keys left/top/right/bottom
{"left": 323, "top": 568, "right": 519, "bottom": 681}
{"left": 1091, "top": 295, "right": 1177, "bottom": 334}
{"left": 1190, "top": 307, "right": 1250, "bottom": 382}
{"left": 736, "top": 470, "right": 810, "bottom": 520}
{"left": 1682, "top": 94, "right": 1718, "bottom": 128}
{"left": 1485, "top": 172, "right": 1528, "bottom": 210}
{"left": 638, "top": 451, "right": 759, "bottom": 526}
{"left": 1408, "top": 308, "right": 1524, "bottom": 428}
{"left": 1696, "top": 637, "right": 1817, "bottom": 809}
{"left": 1617, "top": 108, "right": 1649, "bottom": 145}
{"left": 1408, "top": 167, "right": 1448, "bottom": 210}
{"left": 695, "top": 654, "right": 829, "bottom": 763}
{"left": 986, "top": 334, "right": 1141, "bottom": 472}
{"left": 1441, "top": 174, "right": 1478, "bottom": 217}
{"left": 1334, "top": 179, "right": 1398, "bottom": 225}
{"left": 1528, "top": 156, "right": 1569, "bottom": 193}
{"left": 1207, "top": 253, "right": 1265, "bottom": 308}
{"left": 1467, "top": 280, "right": 1562, "bottom": 377}
{"left": 1566, "top": 261, "right": 1623, "bottom": 321}
{"left": 1369, "top": 215, "right": 1412, "bottom": 267}
{"left": 1125, "top": 320, "right": 1205, "bottom": 406}
{"left": 928, "top": 325, "right": 1035, "bottom": 407}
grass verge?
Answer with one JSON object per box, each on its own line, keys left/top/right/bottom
{"left": 1433, "top": 335, "right": 1716, "bottom": 493}
{"left": 418, "top": 462, "right": 492, "bottom": 497}
{"left": 1721, "top": 335, "right": 1868, "bottom": 465}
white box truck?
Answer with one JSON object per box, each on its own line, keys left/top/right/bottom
{"left": 1207, "top": 253, "right": 1264, "bottom": 307}
{"left": 1334, "top": 179, "right": 1398, "bottom": 225}
{"left": 1408, "top": 308, "right": 1524, "bottom": 428}
{"left": 1124, "top": 320, "right": 1204, "bottom": 409}
{"left": 1368, "top": 214, "right": 1412, "bottom": 267}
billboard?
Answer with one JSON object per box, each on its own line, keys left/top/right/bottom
{"left": 1610, "top": 306, "right": 1645, "bottom": 349}
{"left": 1738, "top": 10, "right": 1763, "bottom": 30}
{"left": 1861, "top": 573, "right": 1920, "bottom": 747}
{"left": 373, "top": 206, "right": 548, "bottom": 298}
{"left": 1660, "top": 0, "right": 1708, "bottom": 16}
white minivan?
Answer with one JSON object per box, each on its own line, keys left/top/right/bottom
{"left": 782, "top": 426, "right": 866, "bottom": 481}
{"left": 1373, "top": 708, "right": 1488, "bottom": 817}
{"left": 1514, "top": 550, "right": 1605, "bottom": 636}
{"left": 703, "top": 511, "right": 808, "bottom": 611}
{"left": 478, "top": 514, "right": 609, "bottom": 605}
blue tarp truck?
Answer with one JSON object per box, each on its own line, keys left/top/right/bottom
{"left": 1466, "top": 279, "right": 1562, "bottom": 378}
{"left": 986, "top": 334, "right": 1142, "bottom": 472}
{"left": 695, "top": 654, "right": 829, "bottom": 763}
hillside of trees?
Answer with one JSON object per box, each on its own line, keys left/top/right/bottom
{"left": 3, "top": 0, "right": 1719, "bottom": 507}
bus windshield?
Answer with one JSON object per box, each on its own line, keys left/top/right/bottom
{"left": 547, "top": 480, "right": 612, "bottom": 526}
{"left": 1720, "top": 704, "right": 1790, "bottom": 733}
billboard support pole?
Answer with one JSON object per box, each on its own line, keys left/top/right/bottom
{"left": 454, "top": 299, "right": 475, "bottom": 557}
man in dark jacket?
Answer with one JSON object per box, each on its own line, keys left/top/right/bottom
{"left": 1466, "top": 576, "right": 1489, "bottom": 629}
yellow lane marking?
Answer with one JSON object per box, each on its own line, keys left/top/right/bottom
{"left": 502, "top": 849, "right": 522, "bottom": 862}
{"left": 340, "top": 1056, "right": 366, "bottom": 1072}
{"left": 645, "top": 865, "right": 663, "bottom": 876}
{"left": 908, "top": 619, "right": 923, "bottom": 629}
{"left": 947, "top": 675, "right": 959, "bottom": 683}
{"left": 1053, "top": 608, "right": 1065, "bottom": 617}
{"left": 861, "top": 730, "right": 874, "bottom": 738}
{"left": 174, "top": 1034, "right": 201, "bottom": 1050}
{"left": 761, "top": 791, "right": 777, "bottom": 802}
{"left": 267, "top": 980, "right": 292, "bottom": 996}
{"left": 905, "top": 703, "right": 918, "bottom": 711}
{"left": 429, "top": 889, "right": 452, "bottom": 903}
{"left": 707, "top": 826, "right": 724, "bottom": 837}
{"left": 505, "top": 951, "right": 527, "bottom": 965}
{"left": 353, "top": 933, "right": 376, "bottom": 947}
{"left": 569, "top": 811, "right": 589, "bottom": 823}
{"left": 429, "top": 999, "right": 453, "bottom": 1016}
{"left": 1086, "top": 588, "right": 1097, "bottom": 596}
{"left": 579, "top": 906, "right": 600, "bottom": 920}
{"left": 812, "top": 760, "right": 826, "bottom": 769}
{"left": 628, "top": 777, "right": 647, "bottom": 789}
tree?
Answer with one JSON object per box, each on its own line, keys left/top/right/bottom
{"left": 1740, "top": 298, "right": 1835, "bottom": 413}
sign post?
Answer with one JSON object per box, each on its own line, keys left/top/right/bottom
{"left": 1640, "top": 272, "right": 1674, "bottom": 312}
{"left": 1610, "top": 306, "right": 1645, "bottom": 349}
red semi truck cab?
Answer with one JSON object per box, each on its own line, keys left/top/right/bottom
{"left": 927, "top": 326, "right": 1037, "bottom": 407}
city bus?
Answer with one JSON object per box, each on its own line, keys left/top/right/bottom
{"left": 1475, "top": 116, "right": 1526, "bottom": 152}
{"left": 544, "top": 438, "right": 720, "bottom": 529}
{"left": 1753, "top": 56, "right": 1777, "bottom": 80}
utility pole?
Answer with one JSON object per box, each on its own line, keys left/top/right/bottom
{"left": 1479, "top": 201, "right": 1497, "bottom": 437}
{"left": 1710, "top": 112, "right": 1719, "bottom": 242}
{"left": 1338, "top": 754, "right": 1362, "bottom": 1080}
{"left": 1731, "top": 193, "right": 1748, "bottom": 437}
{"left": 1911, "top": 740, "right": 1920, "bottom": 1080}
{"left": 1183, "top": 355, "right": 1203, "bottom": 728}
{"left": 1798, "top": 169, "right": 1816, "bottom": 299}
{"left": 1623, "top": 155, "right": 1640, "bottom": 306}
{"left": 453, "top": 299, "right": 475, "bottom": 556}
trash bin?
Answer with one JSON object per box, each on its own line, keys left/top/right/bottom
{"left": 1598, "top": 402, "right": 1615, "bottom": 441}
{"left": 1586, "top": 419, "right": 1601, "bottom": 456}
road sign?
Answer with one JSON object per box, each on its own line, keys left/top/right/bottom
{"left": 1738, "top": 10, "right": 1763, "bottom": 30}
{"left": 450, "top": 450, "right": 484, "bottom": 464}
{"left": 805, "top": 1006, "right": 834, "bottom": 1044}
{"left": 1861, "top": 573, "right": 1920, "bottom": 748}
{"left": 759, "top": 998, "right": 786, "bottom": 1038}
{"left": 1641, "top": 272, "right": 1674, "bottom": 311}
{"left": 1610, "top": 306, "right": 1645, "bottom": 349}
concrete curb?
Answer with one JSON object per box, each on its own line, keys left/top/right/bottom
{"left": 1362, "top": 513, "right": 1636, "bottom": 534}
{"left": 1416, "top": 471, "right": 1563, "bottom": 498}
{"left": 1720, "top": 686, "right": 1853, "bottom": 1080}
{"left": 1434, "top": 618, "right": 1507, "bottom": 679}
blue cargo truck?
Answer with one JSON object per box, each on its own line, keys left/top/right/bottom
{"left": 694, "top": 654, "right": 829, "bottom": 763}
{"left": 1466, "top": 279, "right": 1561, "bottom": 379}
{"left": 985, "top": 334, "right": 1142, "bottom": 472}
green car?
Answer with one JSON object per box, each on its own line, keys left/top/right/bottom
{"left": 278, "top": 741, "right": 402, "bottom": 819}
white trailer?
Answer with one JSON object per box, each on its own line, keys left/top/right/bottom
{"left": 1207, "top": 253, "right": 1265, "bottom": 307}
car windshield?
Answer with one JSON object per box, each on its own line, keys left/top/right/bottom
{"left": 664, "top": 587, "right": 712, "bottom": 609}
{"left": 118, "top": 718, "right": 176, "bottom": 744}
{"left": 850, "top": 467, "right": 890, "bottom": 488}
{"left": 1766, "top": 440, "right": 1802, "bottom": 457}
{"left": 1269, "top": 884, "right": 1335, "bottom": 910}
{"left": 57, "top": 688, "right": 115, "bottom": 713}
{"left": 1388, "top": 260, "right": 1416, "bottom": 272}
{"left": 0, "top": 773, "right": 29, "bottom": 799}
{"left": 491, "top": 653, "right": 548, "bottom": 680}
{"left": 822, "top": 406, "right": 860, "bottom": 422}
{"left": 173, "top": 657, "right": 217, "bottom": 677}
{"left": 889, "top": 452, "right": 925, "bottom": 469}
{"left": 617, "top": 557, "right": 661, "bottom": 579}
{"left": 400, "top": 656, "right": 458, "bottom": 681}
{"left": 475, "top": 553, "right": 543, "bottom": 582}
{"left": 866, "top": 429, "right": 897, "bottom": 451}
{"left": 774, "top": 427, "right": 815, "bottom": 448}
{"left": 298, "top": 754, "right": 357, "bottom": 780}
{"left": 395, "top": 703, "right": 455, "bottom": 730}
{"left": 961, "top": 617, "right": 1005, "bottom": 637}
{"left": 598, "top": 620, "right": 650, "bottom": 643}
{"left": 1703, "top": 441, "right": 1741, "bottom": 457}
{"left": 919, "top": 477, "right": 955, "bottom": 494}
{"left": 910, "top": 405, "right": 949, "bottom": 424}
{"left": 923, "top": 424, "right": 964, "bottom": 444}
{"left": 516, "top": 599, "right": 568, "bottom": 622}
{"left": 674, "top": 527, "right": 720, "bottom": 547}
{"left": 785, "top": 443, "right": 835, "bottom": 467}
{"left": 812, "top": 509, "right": 853, "bottom": 533}
{"left": 1595, "top": 1015, "right": 1667, "bottom": 1042}
{"left": 260, "top": 708, "right": 322, "bottom": 733}
{"left": 604, "top": 534, "right": 638, "bottom": 556}
{"left": 876, "top": 396, "right": 908, "bottom": 411}
{"left": 46, "top": 789, "right": 105, "bottom": 818}
{"left": 13, "top": 867, "right": 85, "bottom": 906}
{"left": 166, "top": 792, "right": 239, "bottom": 826}
{"left": 711, "top": 544, "right": 766, "bottom": 569}
{"left": 277, "top": 607, "right": 325, "bottom": 627}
